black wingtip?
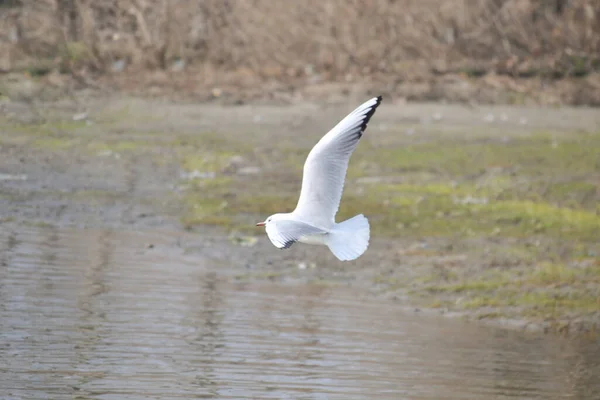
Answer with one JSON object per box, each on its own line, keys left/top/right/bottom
{"left": 359, "top": 95, "right": 383, "bottom": 135}
{"left": 280, "top": 239, "right": 295, "bottom": 249}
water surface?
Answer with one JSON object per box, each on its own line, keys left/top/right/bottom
{"left": 0, "top": 225, "right": 598, "bottom": 399}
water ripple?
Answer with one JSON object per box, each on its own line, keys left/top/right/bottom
{"left": 0, "top": 226, "right": 598, "bottom": 399}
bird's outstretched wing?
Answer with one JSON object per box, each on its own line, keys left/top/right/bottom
{"left": 293, "top": 96, "right": 382, "bottom": 227}
{"left": 266, "top": 219, "right": 326, "bottom": 249}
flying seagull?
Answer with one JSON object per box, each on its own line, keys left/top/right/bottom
{"left": 256, "top": 96, "right": 382, "bottom": 261}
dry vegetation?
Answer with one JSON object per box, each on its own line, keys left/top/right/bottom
{"left": 1, "top": 0, "right": 600, "bottom": 104}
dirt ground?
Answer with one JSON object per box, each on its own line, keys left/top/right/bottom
{"left": 0, "top": 84, "right": 599, "bottom": 335}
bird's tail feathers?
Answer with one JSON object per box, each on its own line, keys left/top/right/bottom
{"left": 326, "top": 214, "right": 370, "bottom": 261}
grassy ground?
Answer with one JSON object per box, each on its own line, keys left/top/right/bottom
{"left": 185, "top": 133, "right": 600, "bottom": 237}
{"left": 1, "top": 95, "right": 599, "bottom": 333}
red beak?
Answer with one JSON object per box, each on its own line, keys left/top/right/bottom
{"left": 256, "top": 221, "right": 265, "bottom": 227}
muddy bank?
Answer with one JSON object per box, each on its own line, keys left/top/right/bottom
{"left": 0, "top": 93, "right": 599, "bottom": 334}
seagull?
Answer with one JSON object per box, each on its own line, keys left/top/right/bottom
{"left": 256, "top": 96, "right": 382, "bottom": 261}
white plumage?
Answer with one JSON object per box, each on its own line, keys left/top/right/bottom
{"left": 256, "top": 96, "right": 382, "bottom": 261}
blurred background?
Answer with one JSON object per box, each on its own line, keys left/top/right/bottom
{"left": 1, "top": 1, "right": 600, "bottom": 398}
{"left": 1, "top": 0, "right": 599, "bottom": 104}
{"left": 1, "top": 0, "right": 599, "bottom": 333}
{"left": 1, "top": 0, "right": 599, "bottom": 331}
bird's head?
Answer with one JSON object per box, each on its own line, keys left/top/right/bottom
{"left": 255, "top": 213, "right": 286, "bottom": 227}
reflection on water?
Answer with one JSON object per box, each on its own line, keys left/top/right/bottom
{"left": 0, "top": 225, "right": 599, "bottom": 399}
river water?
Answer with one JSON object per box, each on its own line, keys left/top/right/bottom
{"left": 1, "top": 225, "right": 599, "bottom": 399}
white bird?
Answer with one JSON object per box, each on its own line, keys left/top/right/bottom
{"left": 256, "top": 96, "right": 382, "bottom": 261}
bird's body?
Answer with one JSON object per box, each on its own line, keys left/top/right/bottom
{"left": 296, "top": 232, "right": 328, "bottom": 246}
{"left": 256, "top": 96, "right": 382, "bottom": 261}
